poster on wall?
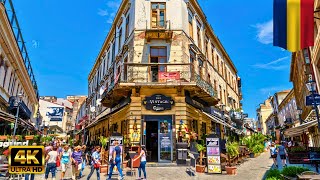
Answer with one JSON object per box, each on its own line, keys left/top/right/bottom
{"left": 108, "top": 136, "right": 123, "bottom": 173}
{"left": 206, "top": 137, "right": 221, "bottom": 174}
{"left": 46, "top": 107, "right": 64, "bottom": 121}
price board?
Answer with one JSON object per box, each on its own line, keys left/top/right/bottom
{"left": 206, "top": 138, "right": 221, "bottom": 174}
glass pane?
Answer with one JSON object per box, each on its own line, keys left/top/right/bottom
{"left": 159, "top": 11, "right": 165, "bottom": 26}
{"left": 152, "top": 11, "right": 158, "bottom": 26}
{"left": 159, "top": 4, "right": 165, "bottom": 9}
{"left": 150, "top": 48, "right": 159, "bottom": 56}
{"left": 159, "top": 119, "right": 171, "bottom": 162}
{"left": 158, "top": 48, "right": 167, "bottom": 57}
{"left": 152, "top": 4, "right": 158, "bottom": 9}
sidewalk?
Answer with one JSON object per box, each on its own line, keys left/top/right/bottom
{"left": 34, "top": 153, "right": 273, "bottom": 180}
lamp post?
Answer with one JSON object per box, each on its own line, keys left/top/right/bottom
{"left": 306, "top": 81, "right": 320, "bottom": 131}
{"left": 297, "top": 107, "right": 303, "bottom": 125}
{"left": 219, "top": 104, "right": 226, "bottom": 140}
{"left": 12, "top": 93, "right": 23, "bottom": 142}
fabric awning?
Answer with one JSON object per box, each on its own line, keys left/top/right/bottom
{"left": 202, "top": 111, "right": 237, "bottom": 130}
{"left": 284, "top": 120, "right": 317, "bottom": 136}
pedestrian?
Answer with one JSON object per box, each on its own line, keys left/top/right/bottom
{"left": 107, "top": 140, "right": 124, "bottom": 180}
{"left": 45, "top": 146, "right": 58, "bottom": 180}
{"left": 79, "top": 145, "right": 87, "bottom": 178}
{"left": 133, "top": 145, "right": 147, "bottom": 180}
{"left": 278, "top": 142, "right": 288, "bottom": 167}
{"left": 71, "top": 145, "right": 83, "bottom": 180}
{"left": 60, "top": 144, "right": 71, "bottom": 180}
{"left": 270, "top": 142, "right": 278, "bottom": 168}
{"left": 86, "top": 146, "right": 101, "bottom": 180}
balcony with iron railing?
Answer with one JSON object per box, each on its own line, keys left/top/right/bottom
{"left": 101, "top": 63, "right": 218, "bottom": 107}
{"left": 0, "top": 0, "right": 39, "bottom": 98}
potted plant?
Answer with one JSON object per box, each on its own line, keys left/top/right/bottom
{"left": 195, "top": 143, "right": 206, "bottom": 173}
{"left": 99, "top": 136, "right": 109, "bottom": 173}
{"left": 226, "top": 141, "right": 239, "bottom": 175}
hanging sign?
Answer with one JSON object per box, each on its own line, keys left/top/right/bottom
{"left": 206, "top": 137, "right": 221, "bottom": 174}
{"left": 143, "top": 94, "right": 174, "bottom": 111}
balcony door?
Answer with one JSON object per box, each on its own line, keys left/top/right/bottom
{"left": 151, "top": 3, "right": 166, "bottom": 28}
{"left": 150, "top": 47, "right": 167, "bottom": 82}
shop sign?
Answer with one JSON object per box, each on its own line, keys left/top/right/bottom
{"left": 206, "top": 137, "right": 221, "bottom": 174}
{"left": 306, "top": 94, "right": 320, "bottom": 106}
{"left": 143, "top": 94, "right": 174, "bottom": 111}
{"left": 158, "top": 72, "right": 180, "bottom": 81}
{"left": 185, "top": 95, "right": 210, "bottom": 113}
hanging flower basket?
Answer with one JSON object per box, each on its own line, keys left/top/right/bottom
{"left": 25, "top": 135, "right": 34, "bottom": 140}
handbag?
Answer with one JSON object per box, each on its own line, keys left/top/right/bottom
{"left": 56, "top": 156, "right": 60, "bottom": 167}
{"left": 93, "top": 161, "right": 101, "bottom": 169}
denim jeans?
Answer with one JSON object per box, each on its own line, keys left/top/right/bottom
{"left": 79, "top": 159, "right": 86, "bottom": 177}
{"left": 138, "top": 161, "right": 147, "bottom": 179}
{"left": 108, "top": 157, "right": 123, "bottom": 179}
{"left": 86, "top": 165, "right": 100, "bottom": 180}
{"left": 45, "top": 163, "right": 56, "bottom": 179}
{"left": 25, "top": 174, "right": 35, "bottom": 180}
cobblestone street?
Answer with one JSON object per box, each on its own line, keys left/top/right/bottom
{"left": 31, "top": 152, "right": 272, "bottom": 180}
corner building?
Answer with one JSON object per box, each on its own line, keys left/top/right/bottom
{"left": 87, "top": 0, "right": 242, "bottom": 162}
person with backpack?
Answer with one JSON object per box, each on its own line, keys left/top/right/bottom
{"left": 86, "top": 146, "right": 101, "bottom": 180}
{"left": 270, "top": 142, "right": 278, "bottom": 168}
{"left": 133, "top": 145, "right": 147, "bottom": 180}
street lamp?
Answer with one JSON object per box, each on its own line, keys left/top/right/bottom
{"left": 219, "top": 104, "right": 226, "bottom": 140}
{"left": 305, "top": 80, "right": 320, "bottom": 131}
{"left": 12, "top": 93, "right": 23, "bottom": 142}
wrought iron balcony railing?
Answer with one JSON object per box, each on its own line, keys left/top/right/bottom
{"left": 106, "top": 63, "right": 217, "bottom": 98}
{"left": 1, "top": 0, "right": 39, "bottom": 98}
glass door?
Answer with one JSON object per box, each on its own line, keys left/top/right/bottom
{"left": 158, "top": 119, "right": 172, "bottom": 162}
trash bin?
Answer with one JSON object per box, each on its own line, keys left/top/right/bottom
{"left": 176, "top": 142, "right": 188, "bottom": 165}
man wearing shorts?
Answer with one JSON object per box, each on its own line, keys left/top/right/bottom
{"left": 278, "top": 142, "right": 288, "bottom": 167}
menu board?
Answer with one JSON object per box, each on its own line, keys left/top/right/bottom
{"left": 206, "top": 138, "right": 221, "bottom": 174}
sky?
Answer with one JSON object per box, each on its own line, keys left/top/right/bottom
{"left": 11, "top": 0, "right": 292, "bottom": 118}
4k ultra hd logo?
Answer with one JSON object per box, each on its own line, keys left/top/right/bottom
{"left": 9, "top": 146, "right": 45, "bottom": 174}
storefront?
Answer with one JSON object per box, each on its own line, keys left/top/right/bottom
{"left": 87, "top": 88, "right": 226, "bottom": 162}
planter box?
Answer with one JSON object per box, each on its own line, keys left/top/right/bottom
{"left": 0, "top": 136, "right": 7, "bottom": 140}
{"left": 25, "top": 136, "right": 34, "bottom": 140}
{"left": 100, "top": 165, "right": 108, "bottom": 173}
{"left": 225, "top": 166, "right": 237, "bottom": 175}
{"left": 196, "top": 165, "right": 205, "bottom": 173}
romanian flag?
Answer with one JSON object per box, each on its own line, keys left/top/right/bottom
{"left": 273, "top": 0, "right": 314, "bottom": 52}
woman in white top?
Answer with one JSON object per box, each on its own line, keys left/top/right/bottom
{"left": 45, "top": 146, "right": 58, "bottom": 180}
{"left": 134, "top": 146, "right": 147, "bottom": 180}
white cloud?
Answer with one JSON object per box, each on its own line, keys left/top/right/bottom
{"left": 252, "top": 56, "right": 289, "bottom": 70}
{"left": 254, "top": 19, "right": 273, "bottom": 44}
{"left": 259, "top": 86, "right": 287, "bottom": 95}
{"left": 98, "top": 0, "right": 121, "bottom": 24}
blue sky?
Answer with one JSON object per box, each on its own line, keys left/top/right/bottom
{"left": 12, "top": 0, "right": 292, "bottom": 118}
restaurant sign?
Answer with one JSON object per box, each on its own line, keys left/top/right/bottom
{"left": 143, "top": 94, "right": 174, "bottom": 111}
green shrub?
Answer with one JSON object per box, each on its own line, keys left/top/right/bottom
{"left": 265, "top": 169, "right": 281, "bottom": 179}
{"left": 266, "top": 177, "right": 281, "bottom": 180}
{"left": 281, "top": 166, "right": 310, "bottom": 177}
{"left": 252, "top": 144, "right": 265, "bottom": 154}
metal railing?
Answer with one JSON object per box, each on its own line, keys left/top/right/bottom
{"left": 110, "top": 63, "right": 217, "bottom": 98}
{"left": 147, "top": 20, "right": 171, "bottom": 30}
{"left": 1, "top": 0, "right": 39, "bottom": 98}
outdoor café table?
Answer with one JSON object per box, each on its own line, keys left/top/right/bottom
{"left": 297, "top": 174, "right": 320, "bottom": 180}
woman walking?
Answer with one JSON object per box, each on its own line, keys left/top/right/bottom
{"left": 60, "top": 144, "right": 71, "bottom": 180}
{"left": 278, "top": 142, "right": 288, "bottom": 167}
{"left": 270, "top": 142, "right": 278, "bottom": 168}
{"left": 133, "top": 145, "right": 147, "bottom": 180}
{"left": 45, "top": 146, "right": 58, "bottom": 180}
{"left": 86, "top": 146, "right": 101, "bottom": 180}
{"left": 108, "top": 140, "right": 124, "bottom": 180}
{"left": 71, "top": 146, "right": 83, "bottom": 180}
